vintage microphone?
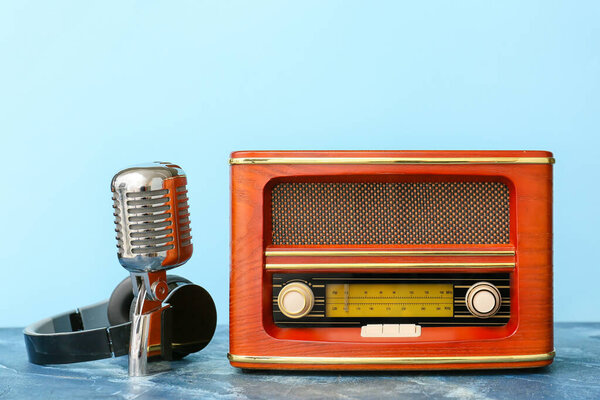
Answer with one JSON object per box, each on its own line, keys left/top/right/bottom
{"left": 24, "top": 161, "right": 215, "bottom": 372}
{"left": 111, "top": 162, "right": 194, "bottom": 376}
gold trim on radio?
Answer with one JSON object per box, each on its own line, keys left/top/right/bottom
{"left": 265, "top": 250, "right": 515, "bottom": 257}
{"left": 230, "top": 157, "right": 555, "bottom": 165}
{"left": 228, "top": 350, "right": 555, "bottom": 365}
{"left": 265, "top": 262, "right": 515, "bottom": 270}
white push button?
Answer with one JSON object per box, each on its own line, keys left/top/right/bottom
{"left": 398, "top": 324, "right": 421, "bottom": 337}
{"left": 361, "top": 324, "right": 421, "bottom": 337}
{"left": 361, "top": 324, "right": 383, "bottom": 337}
{"left": 382, "top": 324, "right": 398, "bottom": 336}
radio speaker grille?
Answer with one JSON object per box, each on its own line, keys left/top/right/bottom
{"left": 271, "top": 182, "right": 510, "bottom": 245}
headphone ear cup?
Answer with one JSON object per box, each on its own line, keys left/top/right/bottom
{"left": 108, "top": 275, "right": 215, "bottom": 360}
{"left": 163, "top": 284, "right": 217, "bottom": 360}
{"left": 166, "top": 274, "right": 192, "bottom": 290}
{"left": 107, "top": 277, "right": 134, "bottom": 326}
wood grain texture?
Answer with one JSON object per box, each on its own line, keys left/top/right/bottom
{"left": 230, "top": 150, "right": 553, "bottom": 370}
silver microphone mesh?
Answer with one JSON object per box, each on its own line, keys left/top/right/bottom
{"left": 119, "top": 189, "right": 174, "bottom": 254}
{"left": 111, "top": 162, "right": 192, "bottom": 272}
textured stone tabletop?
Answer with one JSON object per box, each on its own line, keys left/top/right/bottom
{"left": 1, "top": 323, "right": 599, "bottom": 399}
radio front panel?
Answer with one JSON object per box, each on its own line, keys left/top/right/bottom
{"left": 273, "top": 273, "right": 511, "bottom": 328}
{"left": 230, "top": 150, "right": 554, "bottom": 370}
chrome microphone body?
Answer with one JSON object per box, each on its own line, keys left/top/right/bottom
{"left": 112, "top": 162, "right": 192, "bottom": 272}
{"left": 111, "top": 162, "right": 193, "bottom": 376}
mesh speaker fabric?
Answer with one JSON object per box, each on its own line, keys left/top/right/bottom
{"left": 271, "top": 182, "right": 510, "bottom": 245}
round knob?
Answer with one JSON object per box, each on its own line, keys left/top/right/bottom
{"left": 277, "top": 282, "right": 314, "bottom": 319}
{"left": 465, "top": 282, "right": 502, "bottom": 318}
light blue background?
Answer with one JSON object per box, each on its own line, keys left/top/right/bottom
{"left": 1, "top": 1, "right": 598, "bottom": 326}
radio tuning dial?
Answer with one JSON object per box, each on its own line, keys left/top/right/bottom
{"left": 277, "top": 282, "right": 314, "bottom": 319}
{"left": 465, "top": 282, "right": 502, "bottom": 318}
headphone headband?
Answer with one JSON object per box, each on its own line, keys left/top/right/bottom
{"left": 23, "top": 300, "right": 130, "bottom": 365}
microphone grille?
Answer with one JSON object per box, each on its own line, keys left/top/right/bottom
{"left": 111, "top": 162, "right": 193, "bottom": 271}
{"left": 118, "top": 188, "right": 175, "bottom": 255}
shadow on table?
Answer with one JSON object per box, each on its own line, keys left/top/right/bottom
{"left": 238, "top": 365, "right": 554, "bottom": 377}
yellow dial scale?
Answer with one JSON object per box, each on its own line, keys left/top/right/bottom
{"left": 326, "top": 283, "right": 454, "bottom": 318}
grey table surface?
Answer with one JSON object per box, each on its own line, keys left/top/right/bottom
{"left": 1, "top": 323, "right": 599, "bottom": 399}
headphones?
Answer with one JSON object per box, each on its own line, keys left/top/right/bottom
{"left": 24, "top": 275, "right": 217, "bottom": 365}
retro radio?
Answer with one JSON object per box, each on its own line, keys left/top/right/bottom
{"left": 229, "top": 151, "right": 554, "bottom": 370}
